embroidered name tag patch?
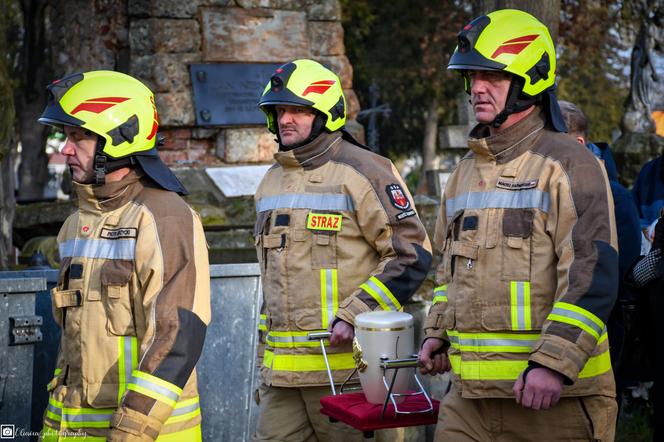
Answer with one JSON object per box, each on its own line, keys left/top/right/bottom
{"left": 307, "top": 213, "right": 342, "bottom": 231}
{"left": 496, "top": 179, "right": 538, "bottom": 190}
{"left": 100, "top": 227, "right": 138, "bottom": 239}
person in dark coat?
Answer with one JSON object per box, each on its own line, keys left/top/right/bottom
{"left": 559, "top": 101, "right": 642, "bottom": 408}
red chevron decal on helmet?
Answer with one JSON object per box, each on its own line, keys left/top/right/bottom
{"left": 147, "top": 96, "right": 158, "bottom": 141}
{"left": 491, "top": 34, "right": 539, "bottom": 58}
{"left": 302, "top": 80, "right": 336, "bottom": 96}
{"left": 71, "top": 97, "right": 129, "bottom": 115}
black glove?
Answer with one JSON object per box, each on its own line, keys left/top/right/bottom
{"left": 654, "top": 217, "right": 664, "bottom": 250}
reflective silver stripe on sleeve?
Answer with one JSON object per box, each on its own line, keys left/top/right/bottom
{"left": 59, "top": 239, "right": 136, "bottom": 260}
{"left": 171, "top": 401, "right": 200, "bottom": 416}
{"left": 256, "top": 193, "right": 354, "bottom": 213}
{"left": 549, "top": 307, "right": 605, "bottom": 337}
{"left": 446, "top": 190, "right": 550, "bottom": 218}
{"left": 130, "top": 376, "right": 180, "bottom": 403}
{"left": 363, "top": 278, "right": 399, "bottom": 311}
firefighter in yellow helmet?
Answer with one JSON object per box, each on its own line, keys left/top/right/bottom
{"left": 252, "top": 59, "right": 432, "bottom": 441}
{"left": 417, "top": 9, "right": 619, "bottom": 441}
{"left": 38, "top": 71, "right": 211, "bottom": 441}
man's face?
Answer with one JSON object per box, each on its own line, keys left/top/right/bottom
{"left": 276, "top": 105, "right": 316, "bottom": 147}
{"left": 469, "top": 70, "right": 512, "bottom": 124}
{"left": 61, "top": 125, "right": 98, "bottom": 184}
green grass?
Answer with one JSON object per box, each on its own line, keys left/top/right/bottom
{"left": 616, "top": 395, "right": 653, "bottom": 442}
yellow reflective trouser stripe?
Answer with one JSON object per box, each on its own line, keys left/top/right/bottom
{"left": 510, "top": 281, "right": 531, "bottom": 330}
{"left": 433, "top": 285, "right": 448, "bottom": 305}
{"left": 449, "top": 348, "right": 611, "bottom": 381}
{"left": 320, "top": 268, "right": 338, "bottom": 329}
{"left": 360, "top": 276, "right": 401, "bottom": 311}
{"left": 54, "top": 368, "right": 62, "bottom": 376}
{"left": 128, "top": 371, "right": 182, "bottom": 408}
{"left": 263, "top": 349, "right": 355, "bottom": 372}
{"left": 266, "top": 330, "right": 327, "bottom": 348}
{"left": 118, "top": 336, "right": 138, "bottom": 405}
{"left": 156, "top": 423, "right": 202, "bottom": 442}
{"left": 258, "top": 314, "right": 267, "bottom": 331}
{"left": 547, "top": 301, "right": 605, "bottom": 340}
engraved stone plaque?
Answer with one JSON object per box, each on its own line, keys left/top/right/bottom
{"left": 190, "top": 63, "right": 281, "bottom": 126}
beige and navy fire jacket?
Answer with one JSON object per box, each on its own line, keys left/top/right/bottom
{"left": 424, "top": 107, "right": 618, "bottom": 399}
{"left": 42, "top": 171, "right": 210, "bottom": 441}
{"left": 254, "top": 131, "right": 432, "bottom": 387}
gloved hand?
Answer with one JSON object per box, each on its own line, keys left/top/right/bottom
{"left": 654, "top": 216, "right": 664, "bottom": 250}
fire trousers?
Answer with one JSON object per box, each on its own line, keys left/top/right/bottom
{"left": 253, "top": 383, "right": 403, "bottom": 442}
{"left": 434, "top": 385, "right": 617, "bottom": 442}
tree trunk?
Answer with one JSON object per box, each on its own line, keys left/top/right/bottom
{"left": 421, "top": 96, "right": 439, "bottom": 195}
{"left": 474, "top": 0, "right": 560, "bottom": 40}
{"left": 15, "top": 0, "right": 50, "bottom": 202}
{"left": 0, "top": 2, "right": 16, "bottom": 269}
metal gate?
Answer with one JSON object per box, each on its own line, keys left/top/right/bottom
{"left": 0, "top": 264, "right": 262, "bottom": 441}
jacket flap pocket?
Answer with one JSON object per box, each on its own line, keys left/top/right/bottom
{"left": 315, "top": 233, "right": 330, "bottom": 245}
{"left": 263, "top": 233, "right": 287, "bottom": 249}
{"left": 101, "top": 260, "right": 133, "bottom": 286}
{"left": 450, "top": 241, "right": 479, "bottom": 260}
{"left": 503, "top": 208, "right": 534, "bottom": 238}
{"left": 51, "top": 288, "right": 82, "bottom": 308}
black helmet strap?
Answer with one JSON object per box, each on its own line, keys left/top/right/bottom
{"left": 490, "top": 76, "right": 538, "bottom": 128}
{"left": 92, "top": 137, "right": 137, "bottom": 185}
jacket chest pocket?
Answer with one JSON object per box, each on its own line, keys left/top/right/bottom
{"left": 51, "top": 259, "right": 86, "bottom": 329}
{"left": 101, "top": 260, "right": 135, "bottom": 336}
{"left": 449, "top": 240, "right": 479, "bottom": 283}
{"left": 436, "top": 210, "right": 464, "bottom": 284}
{"left": 311, "top": 232, "right": 337, "bottom": 269}
{"left": 500, "top": 208, "right": 533, "bottom": 281}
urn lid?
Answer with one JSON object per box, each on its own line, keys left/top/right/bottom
{"left": 354, "top": 311, "right": 413, "bottom": 329}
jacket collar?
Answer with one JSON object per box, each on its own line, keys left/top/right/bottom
{"left": 73, "top": 169, "right": 145, "bottom": 213}
{"left": 273, "top": 131, "right": 343, "bottom": 170}
{"left": 468, "top": 106, "right": 546, "bottom": 164}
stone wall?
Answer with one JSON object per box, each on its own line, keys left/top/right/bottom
{"left": 20, "top": 0, "right": 362, "bottom": 264}
{"left": 123, "top": 0, "right": 362, "bottom": 166}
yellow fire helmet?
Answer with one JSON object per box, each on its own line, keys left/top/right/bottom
{"left": 258, "top": 59, "right": 346, "bottom": 135}
{"left": 448, "top": 9, "right": 566, "bottom": 131}
{"left": 38, "top": 70, "right": 187, "bottom": 193}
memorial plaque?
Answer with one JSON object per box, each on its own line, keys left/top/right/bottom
{"left": 190, "top": 63, "right": 282, "bottom": 126}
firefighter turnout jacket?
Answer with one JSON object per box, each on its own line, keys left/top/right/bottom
{"left": 42, "top": 171, "right": 211, "bottom": 441}
{"left": 424, "top": 107, "right": 618, "bottom": 398}
{"left": 254, "top": 131, "right": 432, "bottom": 387}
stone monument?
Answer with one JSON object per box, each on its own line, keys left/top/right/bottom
{"left": 612, "top": 0, "right": 664, "bottom": 185}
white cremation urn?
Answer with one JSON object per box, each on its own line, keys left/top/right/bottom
{"left": 353, "top": 311, "right": 414, "bottom": 404}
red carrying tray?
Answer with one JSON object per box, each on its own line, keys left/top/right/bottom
{"left": 319, "top": 392, "right": 440, "bottom": 438}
